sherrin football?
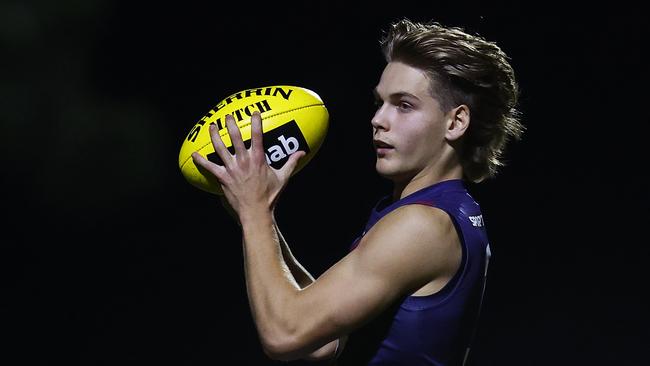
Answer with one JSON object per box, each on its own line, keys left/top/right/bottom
{"left": 178, "top": 85, "right": 329, "bottom": 195}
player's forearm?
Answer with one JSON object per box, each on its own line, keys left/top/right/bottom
{"left": 273, "top": 221, "right": 343, "bottom": 363}
{"left": 275, "top": 221, "right": 315, "bottom": 289}
{"left": 240, "top": 209, "right": 303, "bottom": 355}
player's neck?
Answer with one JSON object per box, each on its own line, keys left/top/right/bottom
{"left": 392, "top": 165, "right": 463, "bottom": 201}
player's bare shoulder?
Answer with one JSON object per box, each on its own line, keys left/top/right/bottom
{"left": 354, "top": 204, "right": 462, "bottom": 296}
{"left": 378, "top": 204, "right": 459, "bottom": 250}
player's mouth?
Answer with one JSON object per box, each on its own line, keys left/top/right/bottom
{"left": 373, "top": 139, "right": 394, "bottom": 155}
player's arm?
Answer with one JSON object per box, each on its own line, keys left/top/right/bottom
{"left": 220, "top": 197, "right": 315, "bottom": 288}
{"left": 276, "top": 221, "right": 315, "bottom": 289}
{"left": 241, "top": 204, "right": 461, "bottom": 361}
{"left": 194, "top": 113, "right": 344, "bottom": 361}
{"left": 275, "top": 222, "right": 345, "bottom": 361}
{"left": 191, "top": 113, "right": 459, "bottom": 361}
{"left": 243, "top": 223, "right": 344, "bottom": 361}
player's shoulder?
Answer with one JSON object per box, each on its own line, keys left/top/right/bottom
{"left": 367, "top": 203, "right": 457, "bottom": 249}
{"left": 355, "top": 203, "right": 461, "bottom": 278}
{"left": 385, "top": 203, "right": 453, "bottom": 230}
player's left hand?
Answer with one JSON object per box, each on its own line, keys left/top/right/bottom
{"left": 191, "top": 112, "right": 305, "bottom": 218}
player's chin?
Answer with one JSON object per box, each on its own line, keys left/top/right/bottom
{"left": 375, "top": 159, "right": 399, "bottom": 178}
{"left": 376, "top": 159, "right": 415, "bottom": 183}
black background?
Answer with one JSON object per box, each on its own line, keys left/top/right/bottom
{"left": 2, "top": 1, "right": 649, "bottom": 365}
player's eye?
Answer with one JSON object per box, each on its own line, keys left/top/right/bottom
{"left": 397, "top": 101, "right": 413, "bottom": 111}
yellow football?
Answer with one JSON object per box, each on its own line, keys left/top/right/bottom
{"left": 178, "top": 85, "right": 329, "bottom": 195}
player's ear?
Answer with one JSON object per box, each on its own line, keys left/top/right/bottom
{"left": 445, "top": 104, "right": 470, "bottom": 141}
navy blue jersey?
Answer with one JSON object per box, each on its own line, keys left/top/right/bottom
{"left": 337, "top": 179, "right": 491, "bottom": 366}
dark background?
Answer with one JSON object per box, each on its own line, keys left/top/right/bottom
{"left": 2, "top": 1, "right": 648, "bottom": 365}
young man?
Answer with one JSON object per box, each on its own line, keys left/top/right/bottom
{"left": 192, "top": 18, "right": 523, "bottom": 366}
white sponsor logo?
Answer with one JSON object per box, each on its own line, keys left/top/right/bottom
{"left": 265, "top": 134, "right": 299, "bottom": 164}
{"left": 469, "top": 214, "right": 484, "bottom": 227}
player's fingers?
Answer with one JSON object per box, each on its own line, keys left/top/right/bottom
{"left": 225, "top": 114, "right": 247, "bottom": 157}
{"left": 250, "top": 112, "right": 265, "bottom": 162}
{"left": 209, "top": 124, "right": 234, "bottom": 167}
{"left": 191, "top": 151, "right": 228, "bottom": 183}
{"left": 278, "top": 151, "right": 305, "bottom": 181}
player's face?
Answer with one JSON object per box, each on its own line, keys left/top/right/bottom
{"left": 372, "top": 62, "right": 451, "bottom": 183}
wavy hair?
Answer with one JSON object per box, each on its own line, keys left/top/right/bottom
{"left": 380, "top": 19, "right": 524, "bottom": 182}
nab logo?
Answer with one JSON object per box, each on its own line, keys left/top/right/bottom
{"left": 207, "top": 119, "right": 310, "bottom": 169}
{"left": 265, "top": 135, "right": 299, "bottom": 165}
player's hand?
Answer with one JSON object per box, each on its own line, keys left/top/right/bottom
{"left": 191, "top": 112, "right": 305, "bottom": 218}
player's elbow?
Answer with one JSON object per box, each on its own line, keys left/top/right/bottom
{"left": 261, "top": 334, "right": 303, "bottom": 361}
{"left": 259, "top": 316, "right": 334, "bottom": 361}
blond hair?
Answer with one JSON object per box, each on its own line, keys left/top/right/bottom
{"left": 381, "top": 19, "right": 524, "bottom": 182}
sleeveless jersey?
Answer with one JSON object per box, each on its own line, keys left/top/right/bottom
{"left": 337, "top": 179, "right": 491, "bottom": 366}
